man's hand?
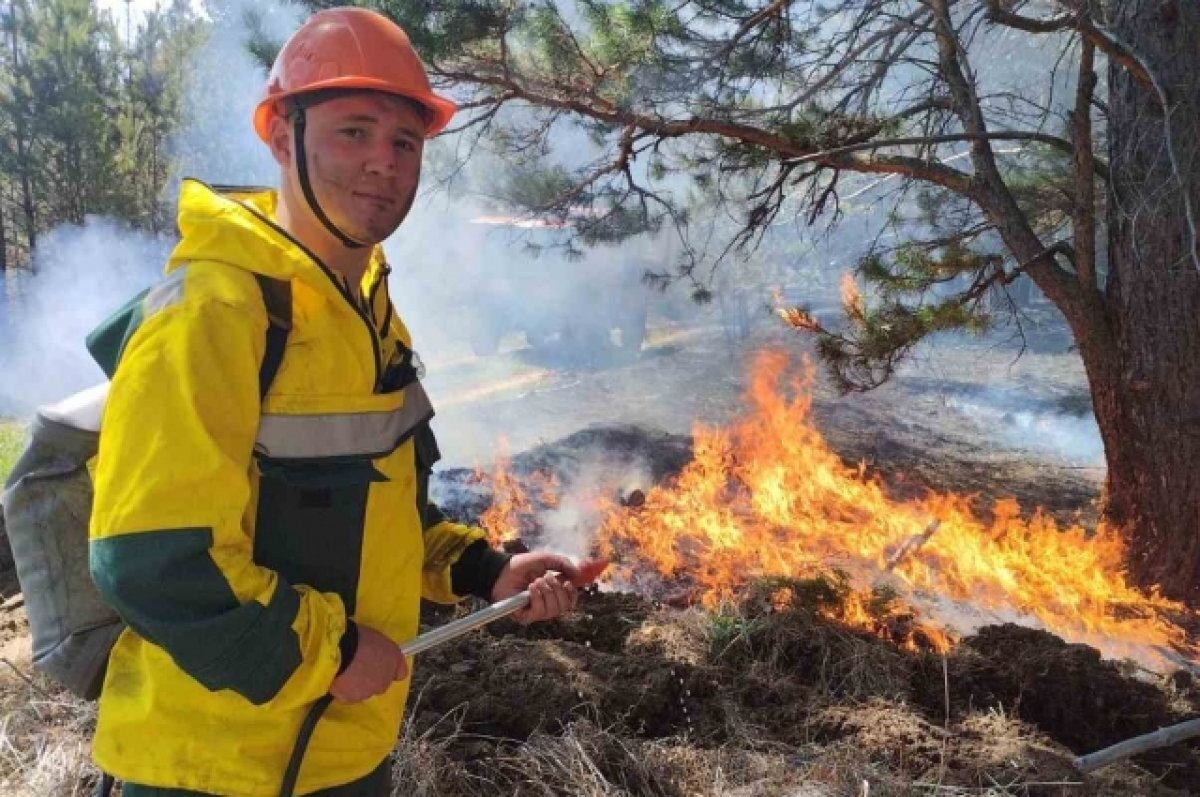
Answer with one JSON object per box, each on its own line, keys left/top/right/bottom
{"left": 330, "top": 625, "right": 408, "bottom": 703}
{"left": 490, "top": 552, "right": 589, "bottom": 624}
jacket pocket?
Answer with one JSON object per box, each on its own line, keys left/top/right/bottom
{"left": 253, "top": 458, "right": 387, "bottom": 616}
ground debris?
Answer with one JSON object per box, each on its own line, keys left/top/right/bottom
{"left": 909, "top": 623, "right": 1200, "bottom": 789}
{"left": 406, "top": 584, "right": 1199, "bottom": 796}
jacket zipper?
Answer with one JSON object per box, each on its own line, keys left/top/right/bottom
{"left": 231, "top": 196, "right": 384, "bottom": 392}
{"left": 367, "top": 262, "right": 392, "bottom": 337}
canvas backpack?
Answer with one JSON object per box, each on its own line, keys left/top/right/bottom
{"left": 1, "top": 273, "right": 291, "bottom": 700}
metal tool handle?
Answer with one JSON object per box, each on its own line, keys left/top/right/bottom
{"left": 400, "top": 591, "right": 532, "bottom": 657}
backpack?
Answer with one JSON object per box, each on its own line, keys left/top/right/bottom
{"left": 1, "top": 273, "right": 291, "bottom": 700}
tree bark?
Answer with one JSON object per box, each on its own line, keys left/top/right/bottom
{"left": 0, "top": 189, "right": 8, "bottom": 276}
{"left": 1094, "top": 0, "right": 1200, "bottom": 602}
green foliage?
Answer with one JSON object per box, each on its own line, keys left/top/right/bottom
{"left": 809, "top": 241, "right": 1002, "bottom": 392}
{"left": 708, "top": 572, "right": 857, "bottom": 662}
{"left": 0, "top": 0, "right": 206, "bottom": 265}
{"left": 745, "top": 572, "right": 853, "bottom": 613}
{"left": 1, "top": 0, "right": 123, "bottom": 239}
{"left": 312, "top": 1, "right": 514, "bottom": 64}
{"left": 243, "top": 8, "right": 282, "bottom": 72}
{"left": 1001, "top": 143, "right": 1077, "bottom": 238}
{"left": 0, "top": 422, "right": 24, "bottom": 484}
{"left": 707, "top": 606, "right": 767, "bottom": 660}
{"left": 499, "top": 162, "right": 581, "bottom": 211}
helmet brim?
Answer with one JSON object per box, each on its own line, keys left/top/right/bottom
{"left": 254, "top": 78, "right": 457, "bottom": 142}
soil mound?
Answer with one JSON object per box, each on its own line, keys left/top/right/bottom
{"left": 909, "top": 624, "right": 1200, "bottom": 787}
{"left": 408, "top": 586, "right": 1200, "bottom": 795}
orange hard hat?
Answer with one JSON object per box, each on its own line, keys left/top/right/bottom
{"left": 253, "top": 7, "right": 457, "bottom": 142}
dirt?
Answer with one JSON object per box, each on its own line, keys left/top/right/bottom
{"left": 908, "top": 624, "right": 1200, "bottom": 787}
{"left": 408, "top": 588, "right": 1200, "bottom": 795}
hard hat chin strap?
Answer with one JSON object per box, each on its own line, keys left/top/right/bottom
{"left": 292, "top": 107, "right": 367, "bottom": 250}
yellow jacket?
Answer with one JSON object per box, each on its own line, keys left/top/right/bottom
{"left": 88, "top": 179, "right": 502, "bottom": 795}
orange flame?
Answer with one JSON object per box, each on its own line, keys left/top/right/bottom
{"left": 587, "top": 350, "right": 1194, "bottom": 666}
{"left": 475, "top": 439, "right": 559, "bottom": 546}
{"left": 840, "top": 273, "right": 865, "bottom": 321}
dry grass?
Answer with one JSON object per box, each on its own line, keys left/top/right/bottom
{"left": 386, "top": 692, "right": 493, "bottom": 797}
{"left": 0, "top": 665, "right": 101, "bottom": 797}
{"left": 455, "top": 719, "right": 821, "bottom": 797}
{"left": 0, "top": 580, "right": 1188, "bottom": 796}
{"left": 624, "top": 606, "right": 711, "bottom": 665}
{"left": 709, "top": 575, "right": 913, "bottom": 702}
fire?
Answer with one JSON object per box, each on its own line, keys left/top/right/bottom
{"left": 840, "top": 273, "right": 865, "bottom": 320}
{"left": 590, "top": 351, "right": 1193, "bottom": 666}
{"left": 475, "top": 439, "right": 559, "bottom": 546}
{"left": 476, "top": 350, "right": 1196, "bottom": 667}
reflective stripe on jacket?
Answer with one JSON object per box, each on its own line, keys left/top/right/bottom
{"left": 88, "top": 179, "right": 491, "bottom": 795}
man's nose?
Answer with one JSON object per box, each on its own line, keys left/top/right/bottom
{"left": 364, "top": 139, "right": 398, "bottom": 175}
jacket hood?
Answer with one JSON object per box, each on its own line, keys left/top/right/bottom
{"left": 168, "top": 178, "right": 388, "bottom": 297}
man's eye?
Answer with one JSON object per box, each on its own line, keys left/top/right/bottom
{"left": 341, "top": 128, "right": 366, "bottom": 140}
{"left": 394, "top": 139, "right": 415, "bottom": 152}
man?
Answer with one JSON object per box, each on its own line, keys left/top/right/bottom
{"left": 88, "top": 8, "right": 588, "bottom": 795}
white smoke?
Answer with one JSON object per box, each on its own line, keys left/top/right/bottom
{"left": 168, "top": 0, "right": 304, "bottom": 187}
{"left": 0, "top": 0, "right": 304, "bottom": 416}
{"left": 0, "top": 219, "right": 168, "bottom": 414}
{"left": 941, "top": 387, "right": 1104, "bottom": 467}
{"left": 537, "top": 453, "right": 653, "bottom": 561}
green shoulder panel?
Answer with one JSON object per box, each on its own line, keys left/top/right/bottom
{"left": 86, "top": 290, "right": 148, "bottom": 379}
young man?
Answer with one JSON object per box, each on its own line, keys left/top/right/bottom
{"left": 88, "top": 8, "right": 586, "bottom": 795}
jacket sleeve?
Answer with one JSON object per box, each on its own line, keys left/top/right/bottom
{"left": 410, "top": 424, "right": 510, "bottom": 603}
{"left": 89, "top": 280, "right": 345, "bottom": 708}
{"left": 387, "top": 309, "right": 511, "bottom": 604}
{"left": 422, "top": 511, "right": 511, "bottom": 604}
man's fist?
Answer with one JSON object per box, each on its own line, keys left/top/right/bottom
{"left": 330, "top": 625, "right": 408, "bottom": 704}
{"left": 490, "top": 553, "right": 608, "bottom": 624}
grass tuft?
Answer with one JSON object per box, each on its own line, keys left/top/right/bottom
{"left": 0, "top": 421, "right": 24, "bottom": 485}
{"left": 0, "top": 667, "right": 101, "bottom": 796}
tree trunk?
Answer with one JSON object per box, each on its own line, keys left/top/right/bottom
{"left": 20, "top": 165, "right": 36, "bottom": 258}
{"left": 1095, "top": 0, "right": 1200, "bottom": 603}
{"left": 9, "top": 6, "right": 36, "bottom": 259}
{"left": 0, "top": 189, "right": 8, "bottom": 275}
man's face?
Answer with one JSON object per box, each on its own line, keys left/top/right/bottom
{"left": 283, "top": 93, "right": 426, "bottom": 244}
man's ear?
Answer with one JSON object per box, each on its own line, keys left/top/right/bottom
{"left": 266, "top": 112, "right": 293, "bottom": 167}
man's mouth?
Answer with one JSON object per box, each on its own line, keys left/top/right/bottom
{"left": 352, "top": 191, "right": 396, "bottom": 207}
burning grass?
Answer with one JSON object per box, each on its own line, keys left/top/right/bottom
{"left": 473, "top": 438, "right": 560, "bottom": 548}
{"left": 585, "top": 350, "right": 1195, "bottom": 670}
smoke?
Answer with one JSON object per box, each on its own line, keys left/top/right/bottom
{"left": 0, "top": 0, "right": 302, "bottom": 416}
{"left": 0, "top": 219, "right": 168, "bottom": 414}
{"left": 0, "top": 0, "right": 1094, "bottom": 481}
{"left": 168, "top": 0, "right": 303, "bottom": 186}
{"left": 940, "top": 386, "right": 1104, "bottom": 467}
{"left": 0, "top": 0, "right": 696, "bottom": 475}
{"left": 537, "top": 454, "right": 653, "bottom": 561}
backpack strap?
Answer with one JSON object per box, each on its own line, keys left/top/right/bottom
{"left": 88, "top": 272, "right": 292, "bottom": 404}
{"left": 254, "top": 274, "right": 292, "bottom": 400}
